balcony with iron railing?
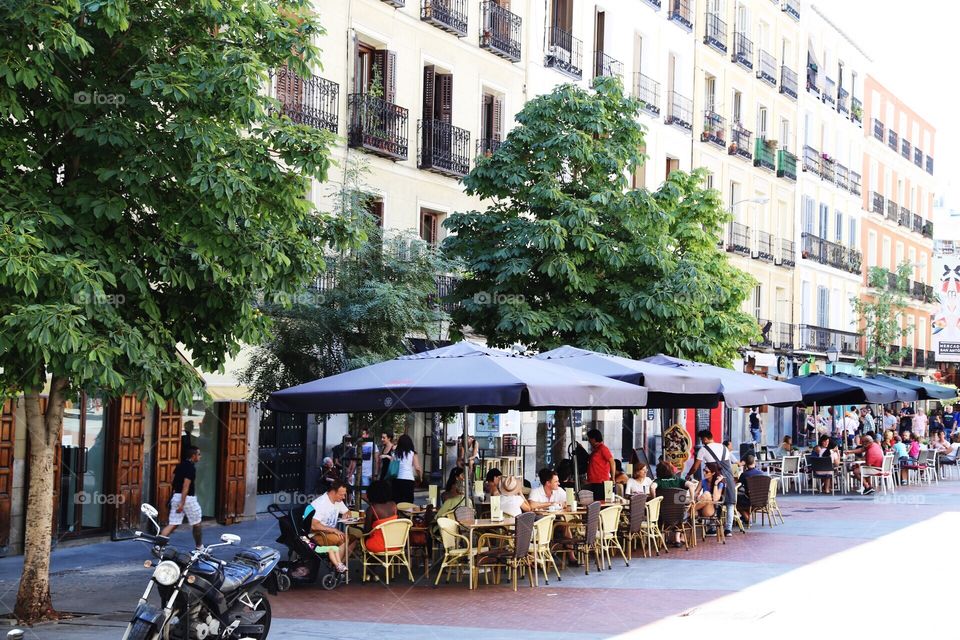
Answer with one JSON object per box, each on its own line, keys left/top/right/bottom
{"left": 887, "top": 344, "right": 907, "bottom": 367}
{"left": 479, "top": 1, "right": 522, "bottom": 62}
{"left": 776, "top": 322, "right": 795, "bottom": 349}
{"left": 928, "top": 349, "right": 936, "bottom": 365}
{"left": 849, "top": 171, "right": 861, "bottom": 196}
{"left": 872, "top": 192, "right": 884, "bottom": 215}
{"left": 476, "top": 137, "right": 502, "bottom": 158}
{"left": 702, "top": 110, "right": 726, "bottom": 147}
{"left": 782, "top": 0, "right": 800, "bottom": 21}
{"left": 634, "top": 73, "right": 661, "bottom": 116}
{"left": 888, "top": 129, "right": 898, "bottom": 151}
{"left": 801, "top": 232, "right": 862, "bottom": 274}
{"left": 757, "top": 50, "right": 777, "bottom": 86}
{"left": 754, "top": 138, "right": 776, "bottom": 171}
{"left": 753, "top": 230, "right": 775, "bottom": 262}
{"left": 912, "top": 214, "right": 923, "bottom": 235}
{"left": 545, "top": 25, "right": 583, "bottom": 78}
{"left": 802, "top": 144, "right": 820, "bottom": 175}
{"left": 779, "top": 238, "right": 796, "bottom": 267}
{"left": 901, "top": 138, "right": 911, "bottom": 161}
{"left": 751, "top": 318, "right": 775, "bottom": 348}
{"left": 269, "top": 67, "right": 339, "bottom": 134}
{"left": 726, "top": 221, "right": 751, "bottom": 256}
{"left": 594, "top": 51, "right": 623, "bottom": 79}
{"left": 873, "top": 118, "right": 884, "bottom": 141}
{"left": 886, "top": 198, "right": 898, "bottom": 223}
{"left": 418, "top": 119, "right": 471, "bottom": 178}
{"left": 777, "top": 149, "right": 797, "bottom": 180}
{"left": 668, "top": 0, "right": 693, "bottom": 29}
{"left": 823, "top": 77, "right": 836, "bottom": 105}
{"left": 835, "top": 164, "right": 849, "bottom": 191}
{"left": 729, "top": 123, "right": 753, "bottom": 160}
{"left": 347, "top": 93, "right": 409, "bottom": 161}
{"left": 798, "top": 325, "right": 862, "bottom": 356}
{"left": 703, "top": 12, "right": 727, "bottom": 53}
{"left": 381, "top": 0, "right": 405, "bottom": 6}
{"left": 733, "top": 32, "right": 754, "bottom": 69}
{"left": 820, "top": 153, "right": 836, "bottom": 183}
{"left": 780, "top": 64, "right": 798, "bottom": 99}
{"left": 915, "top": 348, "right": 926, "bottom": 369}
{"left": 923, "top": 220, "right": 934, "bottom": 238}
{"left": 666, "top": 90, "right": 693, "bottom": 130}
{"left": 926, "top": 155, "right": 934, "bottom": 175}
{"left": 837, "top": 86, "right": 849, "bottom": 114}
{"left": 914, "top": 147, "right": 923, "bottom": 167}
{"left": 898, "top": 206, "right": 912, "bottom": 228}
{"left": 421, "top": 0, "right": 469, "bottom": 37}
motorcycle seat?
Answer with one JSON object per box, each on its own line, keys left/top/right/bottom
{"left": 220, "top": 562, "right": 257, "bottom": 592}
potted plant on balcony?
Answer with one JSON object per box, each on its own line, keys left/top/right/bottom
{"left": 764, "top": 138, "right": 778, "bottom": 150}
{"left": 728, "top": 142, "right": 738, "bottom": 155}
{"left": 482, "top": 28, "right": 493, "bottom": 46}
{"left": 851, "top": 102, "right": 863, "bottom": 121}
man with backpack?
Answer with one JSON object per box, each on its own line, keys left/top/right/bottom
{"left": 686, "top": 430, "right": 737, "bottom": 537}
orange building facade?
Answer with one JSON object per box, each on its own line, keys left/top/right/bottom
{"left": 859, "top": 74, "right": 936, "bottom": 374}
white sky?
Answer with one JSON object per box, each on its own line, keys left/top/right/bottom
{"left": 818, "top": 1, "right": 960, "bottom": 202}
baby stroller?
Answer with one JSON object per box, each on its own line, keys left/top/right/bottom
{"left": 268, "top": 503, "right": 348, "bottom": 590}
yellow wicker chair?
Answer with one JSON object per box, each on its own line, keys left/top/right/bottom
{"left": 529, "top": 513, "right": 561, "bottom": 585}
{"left": 360, "top": 518, "right": 414, "bottom": 584}
{"left": 640, "top": 496, "right": 666, "bottom": 557}
{"left": 434, "top": 517, "right": 474, "bottom": 585}
{"left": 598, "top": 505, "right": 629, "bottom": 568}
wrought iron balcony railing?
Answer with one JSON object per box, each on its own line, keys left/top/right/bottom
{"left": 666, "top": 90, "right": 693, "bottom": 130}
{"left": 754, "top": 230, "right": 775, "bottom": 262}
{"left": 776, "top": 322, "right": 795, "bottom": 349}
{"left": 823, "top": 77, "right": 836, "bottom": 104}
{"left": 801, "top": 232, "right": 862, "bottom": 274}
{"left": 634, "top": 73, "right": 661, "bottom": 116}
{"left": 873, "top": 118, "right": 884, "bottom": 141}
{"left": 835, "top": 164, "right": 849, "bottom": 191}
{"left": 872, "top": 191, "right": 884, "bottom": 215}
{"left": 545, "top": 25, "right": 583, "bottom": 78}
{"left": 476, "top": 137, "right": 502, "bottom": 158}
{"left": 594, "top": 51, "right": 623, "bottom": 79}
{"left": 923, "top": 220, "right": 934, "bottom": 238}
{"left": 888, "top": 129, "right": 898, "bottom": 151}
{"left": 780, "top": 64, "right": 798, "bottom": 99}
{"left": 777, "top": 149, "right": 797, "bottom": 180}
{"left": 779, "top": 238, "right": 796, "bottom": 267}
{"left": 851, "top": 96, "right": 863, "bottom": 123}
{"left": 730, "top": 123, "right": 752, "bottom": 160}
{"left": 849, "top": 171, "right": 862, "bottom": 196}
{"left": 704, "top": 12, "right": 727, "bottom": 53}
{"left": 926, "top": 155, "right": 934, "bottom": 175}
{"left": 837, "top": 86, "right": 849, "bottom": 114}
{"left": 915, "top": 348, "right": 926, "bottom": 369}
{"left": 912, "top": 214, "right": 923, "bottom": 235}
{"left": 751, "top": 318, "right": 775, "bottom": 348}
{"left": 727, "top": 221, "right": 751, "bottom": 256}
{"left": 806, "top": 64, "right": 819, "bottom": 94}
{"left": 898, "top": 207, "right": 912, "bottom": 228}
{"left": 901, "top": 138, "right": 911, "bottom": 160}
{"left": 418, "top": 118, "right": 471, "bottom": 178}
{"left": 380, "top": 0, "right": 405, "bottom": 6}
{"left": 421, "top": 0, "right": 468, "bottom": 37}
{"left": 347, "top": 93, "right": 409, "bottom": 161}
{"left": 669, "top": 0, "right": 693, "bottom": 29}
{"left": 886, "top": 198, "right": 898, "bottom": 223}
{"left": 782, "top": 0, "right": 800, "bottom": 21}
{"left": 480, "top": 1, "right": 522, "bottom": 62}
{"left": 757, "top": 50, "right": 777, "bottom": 85}
{"left": 270, "top": 67, "right": 339, "bottom": 134}
{"left": 820, "top": 154, "right": 835, "bottom": 183}
{"left": 802, "top": 145, "right": 820, "bottom": 175}
{"left": 733, "top": 32, "right": 754, "bottom": 69}
{"left": 798, "top": 324, "right": 862, "bottom": 356}
{"left": 914, "top": 147, "right": 923, "bottom": 167}
{"left": 702, "top": 110, "right": 726, "bottom": 147}
{"left": 754, "top": 138, "right": 776, "bottom": 171}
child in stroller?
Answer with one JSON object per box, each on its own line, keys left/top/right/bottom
{"left": 268, "top": 503, "right": 348, "bottom": 590}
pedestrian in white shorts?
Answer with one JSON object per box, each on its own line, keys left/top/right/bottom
{"left": 161, "top": 446, "right": 203, "bottom": 548}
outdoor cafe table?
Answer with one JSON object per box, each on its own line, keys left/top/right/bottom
{"left": 460, "top": 516, "right": 516, "bottom": 589}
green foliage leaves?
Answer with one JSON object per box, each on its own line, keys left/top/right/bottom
{"left": 854, "top": 261, "right": 914, "bottom": 374}
{"left": 0, "top": 0, "right": 343, "bottom": 406}
{"left": 444, "top": 77, "right": 757, "bottom": 366}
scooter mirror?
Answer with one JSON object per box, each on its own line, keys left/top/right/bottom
{"left": 141, "top": 504, "right": 159, "bottom": 518}
{"left": 220, "top": 533, "right": 241, "bottom": 545}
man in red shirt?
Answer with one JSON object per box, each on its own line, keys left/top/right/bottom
{"left": 586, "top": 429, "right": 616, "bottom": 501}
{"left": 851, "top": 435, "right": 884, "bottom": 495}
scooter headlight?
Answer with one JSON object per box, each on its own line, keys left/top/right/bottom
{"left": 153, "top": 560, "right": 181, "bottom": 586}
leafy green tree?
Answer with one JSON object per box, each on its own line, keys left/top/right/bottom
{"left": 0, "top": 0, "right": 351, "bottom": 620}
{"left": 443, "top": 76, "right": 757, "bottom": 465}
{"left": 853, "top": 262, "right": 914, "bottom": 374}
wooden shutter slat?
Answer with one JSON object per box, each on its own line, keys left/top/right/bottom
{"left": 422, "top": 64, "right": 436, "bottom": 119}
{"left": 154, "top": 401, "right": 182, "bottom": 524}
{"left": 384, "top": 51, "right": 397, "bottom": 103}
{"left": 492, "top": 95, "right": 504, "bottom": 141}
{"left": 438, "top": 74, "right": 453, "bottom": 124}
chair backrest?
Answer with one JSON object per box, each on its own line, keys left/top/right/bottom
{"left": 436, "top": 517, "right": 463, "bottom": 551}
{"left": 511, "top": 512, "right": 536, "bottom": 559}
{"left": 767, "top": 476, "right": 779, "bottom": 501}
{"left": 377, "top": 518, "right": 412, "bottom": 551}
{"left": 583, "top": 500, "right": 601, "bottom": 544}
{"left": 598, "top": 505, "right": 623, "bottom": 535}
{"left": 745, "top": 475, "right": 772, "bottom": 509}
{"left": 809, "top": 456, "right": 834, "bottom": 473}
{"left": 454, "top": 506, "right": 476, "bottom": 524}
{"left": 644, "top": 496, "right": 663, "bottom": 525}
{"left": 781, "top": 455, "right": 801, "bottom": 474}
{"left": 532, "top": 513, "right": 556, "bottom": 547}
{"left": 881, "top": 453, "right": 894, "bottom": 473}
{"left": 577, "top": 489, "right": 594, "bottom": 506}
{"left": 628, "top": 493, "right": 647, "bottom": 534}
{"left": 657, "top": 488, "right": 689, "bottom": 526}
{"left": 923, "top": 450, "right": 937, "bottom": 466}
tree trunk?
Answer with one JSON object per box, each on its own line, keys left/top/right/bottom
{"left": 552, "top": 409, "right": 570, "bottom": 464}
{"left": 15, "top": 375, "right": 68, "bottom": 622}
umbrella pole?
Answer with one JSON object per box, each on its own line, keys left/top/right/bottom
{"left": 462, "top": 406, "right": 470, "bottom": 505}
{"left": 570, "top": 412, "right": 580, "bottom": 493}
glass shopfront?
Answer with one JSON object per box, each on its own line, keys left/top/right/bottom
{"left": 59, "top": 394, "right": 108, "bottom": 534}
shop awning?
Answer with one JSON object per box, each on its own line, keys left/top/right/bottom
{"left": 177, "top": 346, "right": 253, "bottom": 402}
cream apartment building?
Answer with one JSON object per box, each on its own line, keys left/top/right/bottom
{"left": 793, "top": 4, "right": 869, "bottom": 374}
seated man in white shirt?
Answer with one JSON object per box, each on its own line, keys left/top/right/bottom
{"left": 306, "top": 480, "right": 350, "bottom": 574}
{"left": 528, "top": 468, "right": 567, "bottom": 508}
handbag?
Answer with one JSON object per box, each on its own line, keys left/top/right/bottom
{"left": 386, "top": 457, "right": 400, "bottom": 479}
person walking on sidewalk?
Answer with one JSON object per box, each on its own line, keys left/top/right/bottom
{"left": 161, "top": 446, "right": 203, "bottom": 548}
{"left": 749, "top": 408, "right": 762, "bottom": 444}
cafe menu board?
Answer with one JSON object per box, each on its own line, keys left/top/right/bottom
{"left": 696, "top": 408, "right": 712, "bottom": 431}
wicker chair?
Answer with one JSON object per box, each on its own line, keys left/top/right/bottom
{"left": 658, "top": 487, "right": 694, "bottom": 549}
{"left": 553, "top": 501, "right": 602, "bottom": 574}
{"left": 408, "top": 504, "right": 434, "bottom": 579}
{"left": 473, "top": 511, "right": 536, "bottom": 591}
{"left": 360, "top": 518, "right": 414, "bottom": 584}
{"left": 598, "top": 505, "right": 629, "bottom": 568}
{"left": 577, "top": 489, "right": 595, "bottom": 507}
{"left": 622, "top": 493, "right": 648, "bottom": 561}
{"left": 454, "top": 506, "right": 476, "bottom": 525}
{"left": 529, "top": 513, "right": 561, "bottom": 585}
{"left": 744, "top": 475, "right": 773, "bottom": 528}
{"left": 434, "top": 516, "right": 473, "bottom": 585}
{"left": 640, "top": 496, "right": 666, "bottom": 556}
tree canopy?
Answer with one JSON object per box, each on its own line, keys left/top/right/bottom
{"left": 853, "top": 262, "right": 914, "bottom": 374}
{"left": 442, "top": 76, "right": 758, "bottom": 366}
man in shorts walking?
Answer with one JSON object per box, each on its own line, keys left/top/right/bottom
{"left": 161, "top": 446, "right": 203, "bottom": 548}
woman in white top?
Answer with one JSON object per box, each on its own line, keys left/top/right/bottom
{"left": 391, "top": 434, "right": 421, "bottom": 504}
{"left": 624, "top": 462, "right": 655, "bottom": 497}
{"left": 497, "top": 476, "right": 531, "bottom": 517}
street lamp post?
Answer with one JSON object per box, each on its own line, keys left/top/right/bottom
{"left": 827, "top": 346, "right": 840, "bottom": 444}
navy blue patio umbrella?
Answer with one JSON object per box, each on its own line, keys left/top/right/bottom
{"left": 784, "top": 374, "right": 898, "bottom": 406}
{"left": 870, "top": 374, "right": 958, "bottom": 401}
{"left": 831, "top": 373, "right": 918, "bottom": 403}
